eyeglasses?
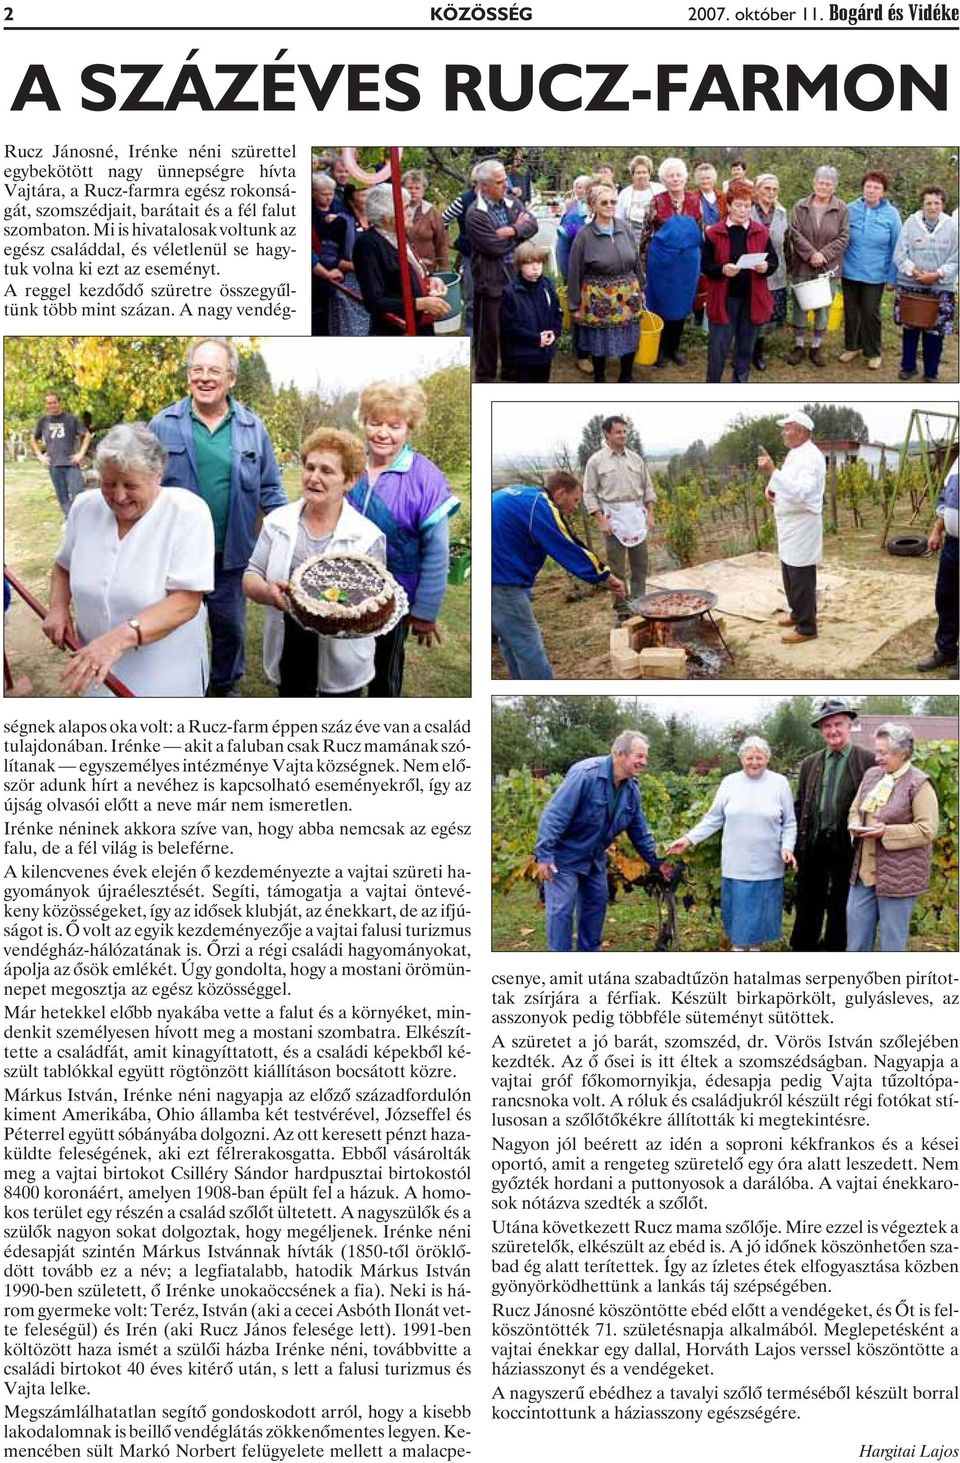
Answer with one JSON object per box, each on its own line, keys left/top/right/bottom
{"left": 188, "top": 366, "right": 231, "bottom": 380}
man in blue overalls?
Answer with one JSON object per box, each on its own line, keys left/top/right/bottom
{"left": 535, "top": 730, "right": 663, "bottom": 952}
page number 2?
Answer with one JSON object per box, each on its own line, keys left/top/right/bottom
{"left": 3, "top": 8, "right": 13, "bottom": 19}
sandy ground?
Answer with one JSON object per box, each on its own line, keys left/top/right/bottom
{"left": 646, "top": 552, "right": 936, "bottom": 677}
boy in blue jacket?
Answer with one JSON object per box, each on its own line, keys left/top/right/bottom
{"left": 500, "top": 242, "right": 563, "bottom": 383}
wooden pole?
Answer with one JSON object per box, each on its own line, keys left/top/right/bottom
{"left": 4, "top": 567, "right": 137, "bottom": 697}
{"left": 388, "top": 147, "right": 418, "bottom": 337}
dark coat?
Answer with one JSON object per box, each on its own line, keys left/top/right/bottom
{"left": 795, "top": 742, "right": 875, "bottom": 860}
{"left": 500, "top": 275, "right": 563, "bottom": 370}
{"left": 352, "top": 228, "right": 434, "bottom": 336}
{"left": 464, "top": 194, "right": 539, "bottom": 298}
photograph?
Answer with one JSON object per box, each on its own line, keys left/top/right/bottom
{"left": 491, "top": 399, "right": 959, "bottom": 683}
{"left": 3, "top": 334, "right": 471, "bottom": 699}
{"left": 491, "top": 694, "right": 959, "bottom": 955}
{"left": 310, "top": 145, "right": 959, "bottom": 385}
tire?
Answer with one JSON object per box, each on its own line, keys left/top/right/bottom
{"left": 886, "top": 534, "right": 928, "bottom": 557}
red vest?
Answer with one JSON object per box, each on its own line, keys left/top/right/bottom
{"left": 704, "top": 218, "right": 774, "bottom": 326}
{"left": 652, "top": 189, "right": 702, "bottom": 228}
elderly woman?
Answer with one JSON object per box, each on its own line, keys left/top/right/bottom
{"left": 557, "top": 174, "right": 594, "bottom": 374}
{"left": 640, "top": 157, "right": 703, "bottom": 368}
{"left": 401, "top": 169, "right": 450, "bottom": 275}
{"left": 242, "top": 429, "right": 386, "bottom": 698}
{"left": 787, "top": 165, "right": 850, "bottom": 366}
{"left": 311, "top": 171, "right": 351, "bottom": 336}
{"left": 751, "top": 173, "right": 789, "bottom": 371}
{"left": 326, "top": 184, "right": 371, "bottom": 337}
{"left": 701, "top": 181, "right": 777, "bottom": 384}
{"left": 846, "top": 723, "right": 940, "bottom": 952}
{"left": 348, "top": 381, "right": 460, "bottom": 697}
{"left": 839, "top": 171, "right": 902, "bottom": 370}
{"left": 693, "top": 162, "right": 727, "bottom": 229}
{"left": 893, "top": 186, "right": 959, "bottom": 383}
{"left": 616, "top": 154, "right": 665, "bottom": 242}
{"left": 42, "top": 423, "right": 214, "bottom": 697}
{"left": 352, "top": 182, "right": 450, "bottom": 336}
{"left": 666, "top": 736, "right": 797, "bottom": 951}
{"left": 567, "top": 180, "right": 644, "bottom": 384}
{"left": 556, "top": 174, "right": 592, "bottom": 279}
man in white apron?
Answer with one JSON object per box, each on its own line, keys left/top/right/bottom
{"left": 758, "top": 410, "right": 826, "bottom": 643}
{"left": 582, "top": 415, "right": 656, "bottom": 621}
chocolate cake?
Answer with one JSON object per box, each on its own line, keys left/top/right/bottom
{"left": 288, "top": 553, "right": 397, "bottom": 635}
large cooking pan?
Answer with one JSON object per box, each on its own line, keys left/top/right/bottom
{"left": 633, "top": 589, "right": 719, "bottom": 622}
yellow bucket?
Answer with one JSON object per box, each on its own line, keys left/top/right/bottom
{"left": 637, "top": 310, "right": 664, "bottom": 365}
{"left": 558, "top": 280, "right": 571, "bottom": 331}
{"left": 807, "top": 291, "right": 844, "bottom": 332}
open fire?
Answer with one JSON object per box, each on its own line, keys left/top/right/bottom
{"left": 610, "top": 589, "right": 735, "bottom": 680}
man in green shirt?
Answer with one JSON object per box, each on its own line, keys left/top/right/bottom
{"left": 150, "top": 338, "right": 286, "bottom": 696}
{"left": 791, "top": 698, "right": 875, "bottom": 951}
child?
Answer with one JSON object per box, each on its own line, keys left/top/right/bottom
{"left": 499, "top": 242, "right": 563, "bottom": 383}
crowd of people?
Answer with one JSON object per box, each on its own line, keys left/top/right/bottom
{"left": 312, "top": 159, "right": 454, "bottom": 338}
{"left": 34, "top": 339, "right": 460, "bottom": 700}
{"left": 554, "top": 158, "right": 958, "bottom": 383}
{"left": 535, "top": 707, "right": 942, "bottom": 955}
{"left": 314, "top": 150, "right": 958, "bottom": 384}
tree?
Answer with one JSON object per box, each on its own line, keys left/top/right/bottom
{"left": 415, "top": 365, "right": 471, "bottom": 478}
{"left": 859, "top": 694, "right": 921, "bottom": 714}
{"left": 577, "top": 413, "right": 643, "bottom": 470}
{"left": 235, "top": 351, "right": 275, "bottom": 420}
{"left": 3, "top": 335, "right": 260, "bottom": 444}
{"left": 711, "top": 413, "right": 782, "bottom": 470}
{"left": 491, "top": 704, "right": 537, "bottom": 777}
{"left": 645, "top": 712, "right": 718, "bottom": 773}
{"left": 920, "top": 695, "right": 960, "bottom": 717}
{"left": 802, "top": 403, "right": 870, "bottom": 443}
{"left": 510, "top": 695, "right": 626, "bottom": 774}
{"left": 757, "top": 697, "right": 823, "bottom": 768}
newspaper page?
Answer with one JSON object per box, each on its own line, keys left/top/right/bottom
{"left": 2, "top": 5, "right": 959, "bottom": 1463}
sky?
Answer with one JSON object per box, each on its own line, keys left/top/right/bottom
{"left": 258, "top": 337, "right": 469, "bottom": 395}
{"left": 492, "top": 399, "right": 953, "bottom": 463}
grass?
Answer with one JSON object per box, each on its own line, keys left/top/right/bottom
{"left": 535, "top": 297, "right": 958, "bottom": 386}
{"left": 492, "top": 880, "right": 955, "bottom": 954}
{"left": 4, "top": 459, "right": 471, "bottom": 699}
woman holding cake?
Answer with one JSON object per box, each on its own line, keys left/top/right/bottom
{"left": 243, "top": 427, "right": 387, "bottom": 697}
{"left": 348, "top": 381, "right": 461, "bottom": 697}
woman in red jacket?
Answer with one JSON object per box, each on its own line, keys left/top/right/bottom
{"left": 701, "top": 181, "right": 778, "bottom": 383}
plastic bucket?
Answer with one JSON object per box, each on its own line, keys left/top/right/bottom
{"left": 432, "top": 270, "right": 463, "bottom": 333}
{"left": 793, "top": 274, "right": 833, "bottom": 312}
{"left": 558, "top": 280, "right": 571, "bottom": 331}
{"left": 809, "top": 289, "right": 844, "bottom": 331}
{"left": 827, "top": 289, "right": 844, "bottom": 332}
{"left": 899, "top": 291, "right": 939, "bottom": 329}
{"left": 637, "top": 310, "right": 664, "bottom": 366}
{"left": 448, "top": 547, "right": 471, "bottom": 584}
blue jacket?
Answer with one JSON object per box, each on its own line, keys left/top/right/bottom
{"left": 536, "top": 756, "right": 661, "bottom": 875}
{"left": 149, "top": 397, "right": 286, "bottom": 572}
{"left": 842, "top": 196, "right": 902, "bottom": 285}
{"left": 492, "top": 486, "right": 609, "bottom": 589}
{"left": 893, "top": 210, "right": 959, "bottom": 293}
{"left": 556, "top": 200, "right": 588, "bottom": 280}
{"left": 500, "top": 275, "right": 563, "bottom": 370}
